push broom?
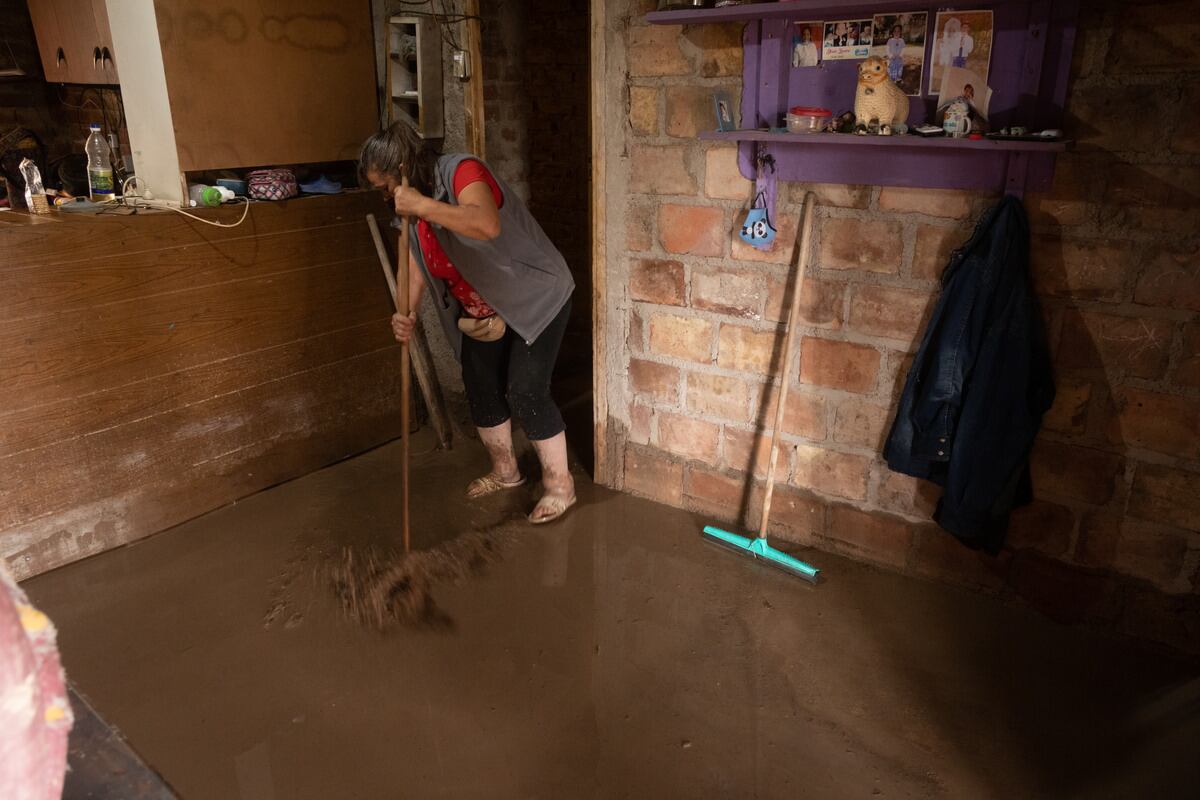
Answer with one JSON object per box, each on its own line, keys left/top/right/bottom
{"left": 701, "top": 192, "right": 821, "bottom": 584}
{"left": 331, "top": 183, "right": 514, "bottom": 628}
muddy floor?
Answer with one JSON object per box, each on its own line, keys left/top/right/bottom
{"left": 24, "top": 429, "right": 1200, "bottom": 799}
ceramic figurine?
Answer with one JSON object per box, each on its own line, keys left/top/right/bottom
{"left": 854, "top": 56, "right": 910, "bottom": 134}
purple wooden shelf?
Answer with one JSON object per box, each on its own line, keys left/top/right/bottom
{"left": 700, "top": 130, "right": 1070, "bottom": 152}
{"left": 648, "top": 1, "right": 938, "bottom": 26}
{"left": 660, "top": 0, "right": 1081, "bottom": 194}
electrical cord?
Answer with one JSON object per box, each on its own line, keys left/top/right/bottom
{"left": 116, "top": 175, "right": 252, "bottom": 228}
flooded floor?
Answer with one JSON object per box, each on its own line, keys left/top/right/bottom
{"left": 24, "top": 431, "right": 1200, "bottom": 799}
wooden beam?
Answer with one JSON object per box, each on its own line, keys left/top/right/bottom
{"left": 590, "top": 0, "right": 609, "bottom": 486}
{"left": 463, "top": 0, "right": 486, "bottom": 158}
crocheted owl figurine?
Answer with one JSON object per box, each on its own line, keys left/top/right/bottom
{"left": 855, "top": 56, "right": 910, "bottom": 132}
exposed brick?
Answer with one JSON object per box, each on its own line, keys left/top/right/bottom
{"left": 799, "top": 337, "right": 880, "bottom": 393}
{"left": 624, "top": 445, "right": 683, "bottom": 505}
{"left": 825, "top": 506, "right": 914, "bottom": 569}
{"left": 628, "top": 26, "right": 690, "bottom": 77}
{"left": 630, "top": 403, "right": 652, "bottom": 444}
{"left": 691, "top": 268, "right": 763, "bottom": 318}
{"left": 791, "top": 444, "right": 870, "bottom": 501}
{"left": 847, "top": 285, "right": 933, "bottom": 344}
{"left": 832, "top": 400, "right": 892, "bottom": 450}
{"left": 648, "top": 313, "right": 713, "bottom": 363}
{"left": 1177, "top": 83, "right": 1200, "bottom": 155}
{"left": 683, "top": 465, "right": 745, "bottom": 522}
{"left": 628, "top": 309, "right": 646, "bottom": 354}
{"left": 1041, "top": 379, "right": 1092, "bottom": 436}
{"left": 755, "top": 386, "right": 827, "bottom": 440}
{"left": 629, "top": 359, "right": 680, "bottom": 404}
{"left": 1067, "top": 82, "right": 1178, "bottom": 153}
{"left": 1031, "top": 238, "right": 1131, "bottom": 303}
{"left": 876, "top": 471, "right": 940, "bottom": 518}
{"left": 1175, "top": 323, "right": 1200, "bottom": 388}
{"left": 630, "top": 145, "right": 696, "bottom": 196}
{"left": 657, "top": 412, "right": 721, "bottom": 462}
{"left": 626, "top": 200, "right": 654, "bottom": 252}
{"left": 1007, "top": 500, "right": 1074, "bottom": 558}
{"left": 769, "top": 485, "right": 827, "bottom": 544}
{"left": 1057, "top": 310, "right": 1173, "bottom": 380}
{"left": 717, "top": 325, "right": 778, "bottom": 374}
{"left": 1107, "top": 1, "right": 1200, "bottom": 73}
{"left": 1129, "top": 463, "right": 1200, "bottom": 533}
{"left": 786, "top": 182, "right": 872, "bottom": 209}
{"left": 686, "top": 371, "right": 750, "bottom": 421}
{"left": 683, "top": 23, "right": 743, "bottom": 77}
{"left": 658, "top": 204, "right": 725, "bottom": 256}
{"left": 704, "top": 146, "right": 751, "bottom": 201}
{"left": 912, "top": 224, "right": 967, "bottom": 281}
{"left": 1009, "top": 551, "right": 1122, "bottom": 625}
{"left": 630, "top": 258, "right": 686, "bottom": 306}
{"left": 722, "top": 426, "right": 771, "bottom": 478}
{"left": 629, "top": 86, "right": 659, "bottom": 135}
{"left": 1030, "top": 440, "right": 1123, "bottom": 506}
{"left": 819, "top": 218, "right": 904, "bottom": 273}
{"left": 1077, "top": 514, "right": 1189, "bottom": 590}
{"left": 908, "top": 527, "right": 1009, "bottom": 591}
{"left": 667, "top": 85, "right": 726, "bottom": 139}
{"left": 731, "top": 213, "right": 799, "bottom": 265}
{"left": 1103, "top": 388, "right": 1200, "bottom": 460}
{"left": 878, "top": 187, "right": 972, "bottom": 219}
{"left": 1026, "top": 194, "right": 1090, "bottom": 228}
{"left": 1133, "top": 246, "right": 1200, "bottom": 313}
{"left": 1119, "top": 587, "right": 1200, "bottom": 656}
{"left": 1104, "top": 164, "right": 1200, "bottom": 209}
{"left": 764, "top": 276, "right": 845, "bottom": 329}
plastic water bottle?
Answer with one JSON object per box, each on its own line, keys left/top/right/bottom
{"left": 85, "top": 124, "right": 114, "bottom": 202}
{"left": 187, "top": 184, "right": 233, "bottom": 207}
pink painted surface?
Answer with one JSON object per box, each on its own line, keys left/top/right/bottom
{"left": 0, "top": 564, "right": 71, "bottom": 800}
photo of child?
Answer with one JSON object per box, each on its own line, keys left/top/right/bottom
{"left": 823, "top": 19, "right": 873, "bottom": 61}
{"left": 791, "top": 21, "right": 823, "bottom": 68}
{"left": 870, "top": 12, "right": 929, "bottom": 96}
{"left": 929, "top": 10, "right": 994, "bottom": 94}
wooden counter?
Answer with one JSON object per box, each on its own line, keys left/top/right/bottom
{"left": 1, "top": 193, "right": 402, "bottom": 580}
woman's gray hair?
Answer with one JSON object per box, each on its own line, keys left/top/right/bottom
{"left": 358, "top": 119, "right": 440, "bottom": 195}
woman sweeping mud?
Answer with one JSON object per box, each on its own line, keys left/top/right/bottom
{"left": 360, "top": 121, "right": 577, "bottom": 524}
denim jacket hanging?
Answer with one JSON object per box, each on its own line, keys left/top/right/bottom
{"left": 883, "top": 195, "right": 1055, "bottom": 554}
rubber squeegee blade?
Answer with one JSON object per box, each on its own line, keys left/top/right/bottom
{"left": 701, "top": 525, "right": 820, "bottom": 584}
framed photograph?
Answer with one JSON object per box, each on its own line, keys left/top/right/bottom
{"left": 791, "top": 21, "right": 823, "bottom": 68}
{"left": 823, "top": 19, "right": 873, "bottom": 61}
{"left": 713, "top": 91, "right": 736, "bottom": 132}
{"left": 929, "top": 10, "right": 994, "bottom": 94}
{"left": 870, "top": 11, "right": 928, "bottom": 96}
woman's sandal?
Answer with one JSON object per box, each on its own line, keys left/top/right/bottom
{"left": 528, "top": 492, "right": 577, "bottom": 525}
{"left": 466, "top": 473, "right": 526, "bottom": 499}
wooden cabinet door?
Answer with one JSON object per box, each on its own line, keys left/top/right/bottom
{"left": 26, "top": 0, "right": 72, "bottom": 82}
{"left": 54, "top": 0, "right": 104, "bottom": 84}
{"left": 91, "top": 0, "right": 119, "bottom": 83}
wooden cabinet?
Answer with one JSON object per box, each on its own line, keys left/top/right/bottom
{"left": 387, "top": 16, "right": 443, "bottom": 139}
{"left": 27, "top": 0, "right": 119, "bottom": 85}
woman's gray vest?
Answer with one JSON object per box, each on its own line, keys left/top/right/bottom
{"left": 398, "top": 154, "right": 575, "bottom": 358}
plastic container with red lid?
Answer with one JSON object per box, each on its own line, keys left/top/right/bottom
{"left": 787, "top": 106, "right": 832, "bottom": 134}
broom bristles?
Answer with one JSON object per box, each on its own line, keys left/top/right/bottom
{"left": 329, "top": 525, "right": 519, "bottom": 629}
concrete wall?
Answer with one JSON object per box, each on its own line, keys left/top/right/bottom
{"left": 602, "top": 0, "right": 1199, "bottom": 653}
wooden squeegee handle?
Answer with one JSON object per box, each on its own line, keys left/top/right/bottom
{"left": 759, "top": 193, "right": 817, "bottom": 540}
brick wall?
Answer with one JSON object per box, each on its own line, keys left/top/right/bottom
{"left": 611, "top": 0, "right": 1199, "bottom": 653}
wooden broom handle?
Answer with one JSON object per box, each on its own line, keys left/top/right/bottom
{"left": 759, "top": 193, "right": 817, "bottom": 539}
{"left": 398, "top": 178, "right": 412, "bottom": 554}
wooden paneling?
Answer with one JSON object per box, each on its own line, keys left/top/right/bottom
{"left": 152, "top": 0, "right": 379, "bottom": 171}
{"left": 0, "top": 193, "right": 403, "bottom": 580}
